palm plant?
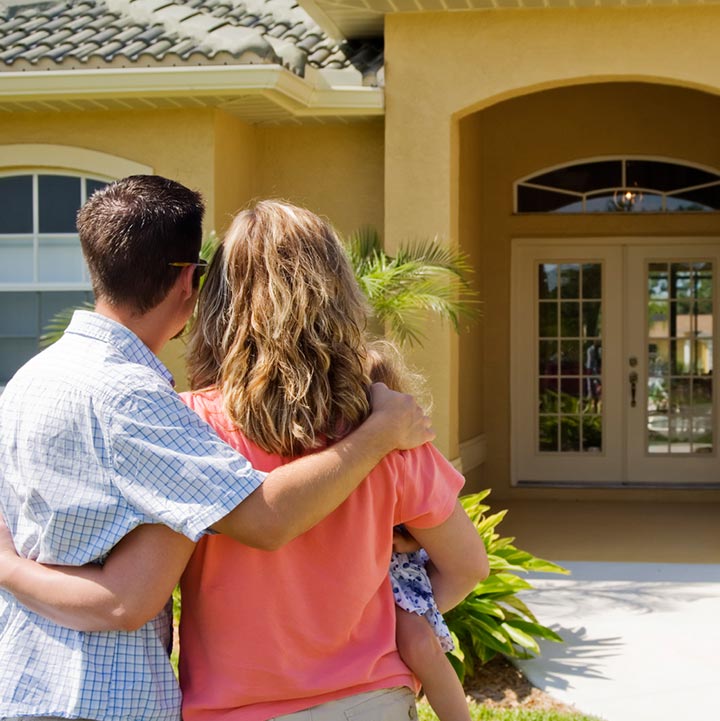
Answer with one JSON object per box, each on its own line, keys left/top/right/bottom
{"left": 42, "top": 227, "right": 478, "bottom": 348}
{"left": 39, "top": 300, "right": 96, "bottom": 348}
{"left": 446, "top": 492, "right": 567, "bottom": 681}
{"left": 345, "top": 227, "right": 480, "bottom": 346}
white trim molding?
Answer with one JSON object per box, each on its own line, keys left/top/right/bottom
{"left": 0, "top": 66, "right": 384, "bottom": 120}
{"left": 451, "top": 434, "right": 487, "bottom": 474}
{"left": 0, "top": 144, "right": 152, "bottom": 179}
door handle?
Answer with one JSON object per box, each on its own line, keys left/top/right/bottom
{"left": 629, "top": 371, "right": 638, "bottom": 407}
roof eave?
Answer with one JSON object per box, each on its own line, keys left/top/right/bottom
{"left": 0, "top": 64, "right": 384, "bottom": 118}
{"left": 297, "top": 0, "right": 348, "bottom": 41}
{"left": 298, "top": 0, "right": 384, "bottom": 40}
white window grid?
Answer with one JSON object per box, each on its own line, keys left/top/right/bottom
{"left": 0, "top": 171, "right": 109, "bottom": 291}
{"left": 514, "top": 156, "right": 720, "bottom": 214}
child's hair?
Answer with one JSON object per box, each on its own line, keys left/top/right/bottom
{"left": 365, "top": 339, "right": 432, "bottom": 414}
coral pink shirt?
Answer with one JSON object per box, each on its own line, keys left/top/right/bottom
{"left": 179, "top": 388, "right": 464, "bottom": 721}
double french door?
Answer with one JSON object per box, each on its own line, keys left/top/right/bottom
{"left": 511, "top": 240, "right": 718, "bottom": 485}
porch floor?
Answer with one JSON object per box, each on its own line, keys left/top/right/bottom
{"left": 495, "top": 499, "right": 719, "bottom": 564}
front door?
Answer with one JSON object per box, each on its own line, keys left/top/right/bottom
{"left": 511, "top": 239, "right": 718, "bottom": 485}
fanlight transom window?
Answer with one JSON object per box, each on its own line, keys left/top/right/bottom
{"left": 516, "top": 158, "right": 720, "bottom": 214}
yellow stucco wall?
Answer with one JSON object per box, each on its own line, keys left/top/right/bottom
{"left": 0, "top": 107, "right": 218, "bottom": 384}
{"left": 385, "top": 7, "right": 720, "bottom": 495}
{"left": 0, "top": 107, "right": 216, "bottom": 211}
{"left": 0, "top": 109, "right": 385, "bottom": 389}
{"left": 213, "top": 111, "right": 257, "bottom": 235}
{"left": 254, "top": 120, "right": 385, "bottom": 238}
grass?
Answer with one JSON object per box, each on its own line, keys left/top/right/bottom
{"left": 417, "top": 699, "right": 604, "bottom": 721}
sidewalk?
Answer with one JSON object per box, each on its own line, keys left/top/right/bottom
{"left": 515, "top": 562, "right": 720, "bottom": 721}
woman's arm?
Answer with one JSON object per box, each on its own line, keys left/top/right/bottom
{"left": 405, "top": 502, "right": 489, "bottom": 613}
{"left": 0, "top": 520, "right": 195, "bottom": 632}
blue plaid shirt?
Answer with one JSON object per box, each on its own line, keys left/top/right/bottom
{"left": 0, "top": 311, "right": 265, "bottom": 720}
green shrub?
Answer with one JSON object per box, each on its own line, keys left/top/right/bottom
{"left": 446, "top": 491, "right": 567, "bottom": 681}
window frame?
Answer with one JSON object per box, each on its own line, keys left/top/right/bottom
{"left": 0, "top": 148, "right": 152, "bottom": 388}
{"left": 0, "top": 169, "right": 111, "bottom": 292}
{"left": 514, "top": 156, "right": 720, "bottom": 215}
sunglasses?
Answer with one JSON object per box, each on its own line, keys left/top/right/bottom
{"left": 168, "top": 260, "right": 209, "bottom": 278}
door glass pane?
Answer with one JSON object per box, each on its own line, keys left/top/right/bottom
{"left": 560, "top": 302, "right": 580, "bottom": 336}
{"left": 648, "top": 412, "right": 669, "bottom": 453}
{"left": 560, "top": 417, "right": 580, "bottom": 451}
{"left": 559, "top": 264, "right": 580, "bottom": 298}
{"left": 539, "top": 340, "right": 558, "bottom": 375}
{"left": 649, "top": 340, "right": 669, "bottom": 375}
{"left": 537, "top": 261, "right": 603, "bottom": 453}
{"left": 539, "top": 415, "right": 558, "bottom": 451}
{"left": 539, "top": 302, "right": 558, "bottom": 336}
{"left": 692, "top": 408, "right": 713, "bottom": 453}
{"left": 648, "top": 264, "right": 669, "bottom": 299}
{"left": 538, "top": 263, "right": 559, "bottom": 299}
{"left": 560, "top": 377, "right": 581, "bottom": 412}
{"left": 648, "top": 376, "right": 669, "bottom": 413}
{"left": 670, "top": 264, "right": 693, "bottom": 298}
{"left": 539, "top": 377, "right": 558, "bottom": 413}
{"left": 582, "top": 302, "right": 602, "bottom": 336}
{"left": 561, "top": 340, "right": 580, "bottom": 374}
{"left": 582, "top": 416, "right": 602, "bottom": 452}
{"left": 583, "top": 263, "right": 602, "bottom": 299}
{"left": 670, "top": 340, "right": 693, "bottom": 375}
{"left": 670, "top": 417, "right": 691, "bottom": 453}
{"left": 648, "top": 301, "right": 669, "bottom": 337}
{"left": 645, "top": 261, "right": 714, "bottom": 454}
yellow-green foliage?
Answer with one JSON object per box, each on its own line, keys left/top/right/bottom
{"left": 446, "top": 492, "right": 568, "bottom": 681}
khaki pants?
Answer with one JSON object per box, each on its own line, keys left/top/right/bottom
{"left": 270, "top": 687, "right": 417, "bottom": 721}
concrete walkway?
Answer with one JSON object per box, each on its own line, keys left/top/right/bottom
{"left": 514, "top": 562, "right": 720, "bottom": 721}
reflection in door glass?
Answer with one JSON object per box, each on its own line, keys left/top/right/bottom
{"left": 538, "top": 262, "right": 603, "bottom": 453}
{"left": 646, "top": 261, "right": 713, "bottom": 454}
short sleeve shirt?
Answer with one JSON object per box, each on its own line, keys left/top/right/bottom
{"left": 0, "top": 311, "right": 265, "bottom": 721}
{"left": 179, "top": 388, "right": 465, "bottom": 721}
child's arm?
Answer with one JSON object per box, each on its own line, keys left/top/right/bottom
{"left": 0, "top": 518, "right": 194, "bottom": 632}
{"left": 392, "top": 525, "right": 421, "bottom": 554}
{"left": 404, "top": 501, "right": 488, "bottom": 613}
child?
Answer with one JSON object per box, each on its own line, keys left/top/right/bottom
{"left": 366, "top": 340, "right": 473, "bottom": 721}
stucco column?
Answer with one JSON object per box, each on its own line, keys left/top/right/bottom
{"left": 384, "top": 19, "right": 460, "bottom": 458}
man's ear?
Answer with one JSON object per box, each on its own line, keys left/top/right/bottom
{"left": 177, "top": 264, "right": 197, "bottom": 300}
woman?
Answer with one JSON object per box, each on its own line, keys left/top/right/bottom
{"left": 0, "top": 201, "right": 488, "bottom": 721}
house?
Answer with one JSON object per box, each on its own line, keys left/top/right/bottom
{"left": 1, "top": 0, "right": 718, "bottom": 561}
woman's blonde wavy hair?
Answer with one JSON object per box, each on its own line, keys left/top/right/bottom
{"left": 186, "top": 200, "right": 372, "bottom": 456}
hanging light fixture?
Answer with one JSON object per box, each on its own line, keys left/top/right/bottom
{"left": 612, "top": 186, "right": 643, "bottom": 211}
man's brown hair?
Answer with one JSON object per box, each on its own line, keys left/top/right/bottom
{"left": 77, "top": 175, "right": 205, "bottom": 314}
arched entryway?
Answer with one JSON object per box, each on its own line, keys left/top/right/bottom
{"left": 457, "top": 82, "right": 720, "bottom": 493}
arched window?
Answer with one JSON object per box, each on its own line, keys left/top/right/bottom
{"left": 515, "top": 158, "right": 720, "bottom": 214}
{"left": 0, "top": 172, "right": 107, "bottom": 384}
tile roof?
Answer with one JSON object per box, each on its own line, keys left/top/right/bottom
{"left": 0, "top": 0, "right": 384, "bottom": 79}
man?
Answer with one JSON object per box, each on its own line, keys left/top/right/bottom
{"left": 0, "top": 176, "right": 433, "bottom": 721}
